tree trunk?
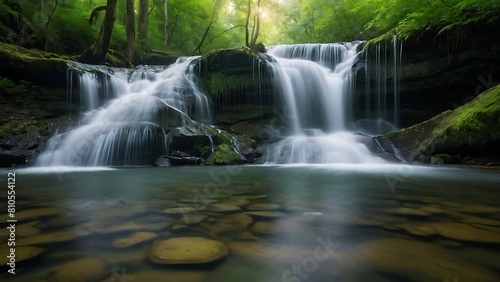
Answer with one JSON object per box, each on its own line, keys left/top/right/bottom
{"left": 163, "top": 0, "right": 169, "bottom": 47}
{"left": 138, "top": 0, "right": 149, "bottom": 44}
{"left": 39, "top": 0, "right": 45, "bottom": 17}
{"left": 125, "top": 0, "right": 135, "bottom": 61}
{"left": 250, "top": 0, "right": 261, "bottom": 49}
{"left": 245, "top": 0, "right": 251, "bottom": 47}
{"left": 44, "top": 0, "right": 58, "bottom": 51}
{"left": 81, "top": 0, "right": 117, "bottom": 64}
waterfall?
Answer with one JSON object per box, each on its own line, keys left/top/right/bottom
{"left": 37, "top": 40, "right": 401, "bottom": 167}
{"left": 37, "top": 57, "right": 211, "bottom": 166}
{"left": 259, "top": 42, "right": 387, "bottom": 164}
{"left": 354, "top": 37, "right": 403, "bottom": 134}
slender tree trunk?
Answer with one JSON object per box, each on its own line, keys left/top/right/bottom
{"left": 39, "top": 0, "right": 45, "bottom": 17}
{"left": 126, "top": 0, "right": 135, "bottom": 61}
{"left": 250, "top": 0, "right": 261, "bottom": 48}
{"left": 192, "top": 0, "right": 223, "bottom": 55}
{"left": 245, "top": 0, "right": 251, "bottom": 47}
{"left": 138, "top": 0, "right": 149, "bottom": 44}
{"left": 81, "top": 0, "right": 117, "bottom": 64}
{"left": 44, "top": 0, "right": 58, "bottom": 51}
{"left": 163, "top": 0, "right": 169, "bottom": 47}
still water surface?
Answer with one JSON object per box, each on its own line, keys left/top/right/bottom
{"left": 1, "top": 164, "right": 499, "bottom": 282}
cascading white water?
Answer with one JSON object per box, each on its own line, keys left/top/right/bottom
{"left": 261, "top": 43, "right": 385, "bottom": 164}
{"left": 37, "top": 41, "right": 400, "bottom": 167}
{"left": 37, "top": 57, "right": 211, "bottom": 166}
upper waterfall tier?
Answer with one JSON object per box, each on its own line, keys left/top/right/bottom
{"left": 267, "top": 42, "right": 363, "bottom": 69}
{"left": 37, "top": 57, "right": 211, "bottom": 166}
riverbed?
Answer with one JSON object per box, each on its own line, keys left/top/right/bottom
{"left": 1, "top": 164, "right": 499, "bottom": 281}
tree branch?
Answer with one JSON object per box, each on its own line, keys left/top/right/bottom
{"left": 89, "top": 5, "right": 107, "bottom": 25}
{"left": 209, "top": 24, "right": 246, "bottom": 44}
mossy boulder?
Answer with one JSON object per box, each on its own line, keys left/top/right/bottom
{"left": 382, "top": 84, "right": 500, "bottom": 162}
{"left": 214, "top": 144, "right": 244, "bottom": 165}
{"left": 0, "top": 42, "right": 72, "bottom": 88}
{"left": 196, "top": 47, "right": 275, "bottom": 124}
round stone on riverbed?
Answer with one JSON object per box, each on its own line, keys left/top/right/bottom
{"left": 148, "top": 237, "right": 228, "bottom": 264}
{"left": 246, "top": 203, "right": 280, "bottom": 211}
{"left": 113, "top": 232, "right": 158, "bottom": 248}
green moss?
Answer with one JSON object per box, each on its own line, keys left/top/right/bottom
{"left": 387, "top": 84, "right": 500, "bottom": 161}
{"left": 214, "top": 144, "right": 243, "bottom": 165}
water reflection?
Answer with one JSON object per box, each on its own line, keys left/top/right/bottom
{"left": 1, "top": 165, "right": 499, "bottom": 281}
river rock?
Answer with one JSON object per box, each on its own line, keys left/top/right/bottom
{"left": 380, "top": 207, "right": 432, "bottom": 217}
{"left": 209, "top": 203, "right": 242, "bottom": 212}
{"left": 246, "top": 203, "right": 280, "bottom": 211}
{"left": 201, "top": 213, "right": 253, "bottom": 239}
{"left": 122, "top": 269, "right": 208, "bottom": 282}
{"left": 178, "top": 214, "right": 208, "bottom": 225}
{"left": 250, "top": 221, "right": 272, "bottom": 235}
{"left": 396, "top": 224, "right": 437, "bottom": 237}
{"left": 17, "top": 221, "right": 42, "bottom": 237}
{"left": 17, "top": 229, "right": 90, "bottom": 246}
{"left": 0, "top": 246, "right": 45, "bottom": 265}
{"left": 163, "top": 207, "right": 200, "bottom": 214}
{"left": 356, "top": 238, "right": 497, "bottom": 281}
{"left": 46, "top": 258, "right": 108, "bottom": 282}
{"left": 246, "top": 211, "right": 287, "bottom": 218}
{"left": 113, "top": 232, "right": 158, "bottom": 248}
{"left": 82, "top": 219, "right": 170, "bottom": 234}
{"left": 427, "top": 222, "right": 500, "bottom": 243}
{"left": 235, "top": 231, "right": 260, "bottom": 241}
{"left": 148, "top": 237, "right": 228, "bottom": 264}
{"left": 4, "top": 207, "right": 59, "bottom": 221}
{"left": 227, "top": 241, "right": 337, "bottom": 264}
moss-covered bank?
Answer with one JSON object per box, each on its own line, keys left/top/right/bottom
{"left": 381, "top": 84, "right": 500, "bottom": 163}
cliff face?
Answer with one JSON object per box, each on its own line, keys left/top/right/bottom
{"left": 195, "top": 47, "right": 276, "bottom": 125}
{"left": 379, "top": 84, "right": 500, "bottom": 164}
{"left": 361, "top": 21, "right": 500, "bottom": 127}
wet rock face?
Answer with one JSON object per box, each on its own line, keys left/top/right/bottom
{"left": 148, "top": 237, "right": 228, "bottom": 264}
{"left": 0, "top": 153, "right": 26, "bottom": 167}
{"left": 380, "top": 84, "right": 500, "bottom": 163}
{"left": 196, "top": 48, "right": 275, "bottom": 124}
{"left": 361, "top": 23, "right": 500, "bottom": 127}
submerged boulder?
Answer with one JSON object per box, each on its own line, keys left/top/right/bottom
{"left": 381, "top": 84, "right": 500, "bottom": 162}
{"left": 148, "top": 237, "right": 228, "bottom": 264}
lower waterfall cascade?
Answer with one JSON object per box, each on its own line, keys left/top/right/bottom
{"left": 36, "top": 40, "right": 402, "bottom": 166}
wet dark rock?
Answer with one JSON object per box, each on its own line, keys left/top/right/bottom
{"left": 196, "top": 48, "right": 275, "bottom": 124}
{"left": 154, "top": 155, "right": 171, "bottom": 167}
{"left": 0, "top": 153, "right": 26, "bottom": 167}
{"left": 168, "top": 155, "right": 202, "bottom": 166}
{"left": 383, "top": 85, "right": 500, "bottom": 163}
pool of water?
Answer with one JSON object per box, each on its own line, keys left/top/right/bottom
{"left": 1, "top": 164, "right": 499, "bottom": 282}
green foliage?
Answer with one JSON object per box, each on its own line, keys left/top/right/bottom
{"left": 1, "top": 0, "right": 499, "bottom": 58}
{"left": 52, "top": 7, "right": 99, "bottom": 54}
{"left": 0, "top": 77, "right": 36, "bottom": 97}
{"left": 214, "top": 143, "right": 242, "bottom": 165}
